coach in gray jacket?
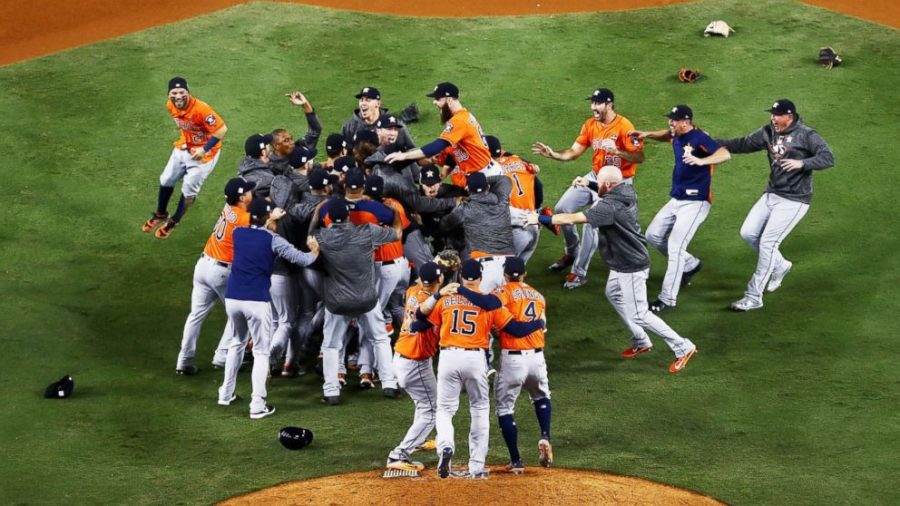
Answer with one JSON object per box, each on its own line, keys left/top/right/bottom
{"left": 717, "top": 99, "right": 835, "bottom": 312}
{"left": 312, "top": 197, "right": 404, "bottom": 404}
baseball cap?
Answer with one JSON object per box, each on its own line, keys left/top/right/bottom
{"left": 224, "top": 177, "right": 256, "bottom": 202}
{"left": 376, "top": 114, "right": 404, "bottom": 129}
{"left": 333, "top": 155, "right": 357, "bottom": 174}
{"left": 325, "top": 133, "right": 347, "bottom": 156}
{"left": 345, "top": 169, "right": 366, "bottom": 190}
{"left": 326, "top": 197, "right": 350, "bottom": 223}
{"left": 426, "top": 82, "right": 460, "bottom": 99}
{"left": 420, "top": 164, "right": 442, "bottom": 185}
{"left": 249, "top": 198, "right": 274, "bottom": 220}
{"left": 466, "top": 172, "right": 488, "bottom": 194}
{"left": 586, "top": 87, "right": 614, "bottom": 103}
{"left": 44, "top": 375, "right": 74, "bottom": 399}
{"left": 168, "top": 76, "right": 189, "bottom": 91}
{"left": 504, "top": 256, "right": 526, "bottom": 277}
{"left": 279, "top": 426, "right": 313, "bottom": 450}
{"left": 365, "top": 174, "right": 385, "bottom": 199}
{"left": 353, "top": 129, "right": 379, "bottom": 147}
{"left": 418, "top": 262, "right": 443, "bottom": 284}
{"left": 244, "top": 133, "right": 274, "bottom": 158}
{"left": 289, "top": 146, "right": 317, "bottom": 168}
{"left": 355, "top": 86, "right": 381, "bottom": 100}
{"left": 485, "top": 135, "right": 502, "bottom": 158}
{"left": 666, "top": 104, "right": 693, "bottom": 121}
{"left": 460, "top": 259, "right": 483, "bottom": 281}
{"left": 767, "top": 99, "right": 797, "bottom": 116}
{"left": 309, "top": 168, "right": 338, "bottom": 190}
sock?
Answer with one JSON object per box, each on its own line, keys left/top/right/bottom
{"left": 498, "top": 415, "right": 520, "bottom": 462}
{"left": 156, "top": 186, "right": 175, "bottom": 215}
{"left": 534, "top": 398, "right": 552, "bottom": 440}
{"left": 171, "top": 194, "right": 189, "bottom": 223}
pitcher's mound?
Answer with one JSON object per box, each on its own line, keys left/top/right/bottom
{"left": 221, "top": 467, "right": 724, "bottom": 505}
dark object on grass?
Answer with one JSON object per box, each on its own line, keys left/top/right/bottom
{"left": 44, "top": 375, "right": 74, "bottom": 399}
{"left": 279, "top": 427, "right": 314, "bottom": 450}
{"left": 818, "top": 47, "right": 843, "bottom": 69}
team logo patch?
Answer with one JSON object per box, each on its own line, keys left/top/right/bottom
{"left": 443, "top": 123, "right": 454, "bottom": 133}
{"left": 205, "top": 114, "right": 217, "bottom": 126}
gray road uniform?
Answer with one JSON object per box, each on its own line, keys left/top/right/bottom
{"left": 585, "top": 185, "right": 695, "bottom": 359}
{"left": 236, "top": 157, "right": 275, "bottom": 199}
{"left": 315, "top": 221, "right": 400, "bottom": 399}
{"left": 718, "top": 118, "right": 834, "bottom": 305}
{"left": 342, "top": 108, "right": 415, "bottom": 151}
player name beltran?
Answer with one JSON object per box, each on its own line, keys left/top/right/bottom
{"left": 442, "top": 294, "right": 478, "bottom": 307}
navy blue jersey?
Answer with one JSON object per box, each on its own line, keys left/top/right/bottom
{"left": 227, "top": 227, "right": 317, "bottom": 302}
{"left": 670, "top": 128, "right": 721, "bottom": 202}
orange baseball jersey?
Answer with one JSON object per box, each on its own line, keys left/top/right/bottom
{"left": 439, "top": 108, "right": 492, "bottom": 179}
{"left": 493, "top": 281, "right": 546, "bottom": 350}
{"left": 375, "top": 197, "right": 409, "bottom": 262}
{"left": 428, "top": 292, "right": 513, "bottom": 349}
{"left": 167, "top": 96, "right": 225, "bottom": 163}
{"left": 394, "top": 285, "right": 440, "bottom": 360}
{"left": 497, "top": 154, "right": 538, "bottom": 211}
{"left": 203, "top": 204, "right": 250, "bottom": 263}
{"left": 575, "top": 114, "right": 642, "bottom": 178}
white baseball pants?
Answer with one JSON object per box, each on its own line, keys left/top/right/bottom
{"left": 435, "top": 348, "right": 491, "bottom": 475}
{"left": 268, "top": 273, "right": 296, "bottom": 368}
{"left": 389, "top": 354, "right": 437, "bottom": 461}
{"left": 512, "top": 225, "right": 540, "bottom": 264}
{"left": 356, "top": 258, "right": 409, "bottom": 376}
{"left": 645, "top": 198, "right": 710, "bottom": 306}
{"left": 495, "top": 349, "right": 550, "bottom": 417}
{"left": 219, "top": 299, "right": 272, "bottom": 413}
{"left": 159, "top": 148, "right": 220, "bottom": 197}
{"left": 476, "top": 255, "right": 508, "bottom": 293}
{"left": 176, "top": 255, "right": 235, "bottom": 369}
{"left": 322, "top": 307, "right": 397, "bottom": 397}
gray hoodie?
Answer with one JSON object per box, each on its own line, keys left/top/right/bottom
{"left": 342, "top": 108, "right": 416, "bottom": 150}
{"left": 584, "top": 184, "right": 649, "bottom": 273}
{"left": 441, "top": 177, "right": 515, "bottom": 257}
{"left": 718, "top": 118, "right": 834, "bottom": 204}
{"left": 236, "top": 157, "right": 275, "bottom": 199}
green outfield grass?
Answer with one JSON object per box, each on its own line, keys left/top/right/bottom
{"left": 1, "top": 0, "right": 898, "bottom": 504}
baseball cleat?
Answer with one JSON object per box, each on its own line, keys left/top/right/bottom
{"left": 413, "top": 440, "right": 436, "bottom": 452}
{"left": 175, "top": 365, "right": 198, "bottom": 376}
{"left": 154, "top": 220, "right": 177, "bottom": 239}
{"left": 669, "top": 346, "right": 697, "bottom": 374}
{"left": 767, "top": 260, "right": 793, "bottom": 292}
{"left": 249, "top": 404, "right": 276, "bottom": 419}
{"left": 650, "top": 299, "right": 674, "bottom": 313}
{"left": 321, "top": 395, "right": 341, "bottom": 406}
{"left": 468, "top": 469, "right": 490, "bottom": 480}
{"left": 680, "top": 261, "right": 703, "bottom": 288}
{"left": 337, "top": 373, "right": 347, "bottom": 387}
{"left": 217, "top": 394, "right": 238, "bottom": 406}
{"left": 538, "top": 439, "right": 554, "bottom": 468}
{"left": 486, "top": 366, "right": 497, "bottom": 380}
{"left": 359, "top": 373, "right": 375, "bottom": 389}
{"left": 142, "top": 212, "right": 169, "bottom": 232}
{"left": 731, "top": 297, "right": 763, "bottom": 312}
{"left": 386, "top": 458, "right": 425, "bottom": 472}
{"left": 211, "top": 359, "right": 226, "bottom": 369}
{"left": 504, "top": 460, "right": 525, "bottom": 474}
{"left": 563, "top": 273, "right": 588, "bottom": 289}
{"left": 280, "top": 364, "right": 298, "bottom": 378}
{"left": 539, "top": 207, "right": 560, "bottom": 236}
{"left": 438, "top": 447, "right": 453, "bottom": 479}
{"left": 622, "top": 345, "right": 653, "bottom": 358}
{"left": 547, "top": 253, "right": 574, "bottom": 272}
{"left": 382, "top": 387, "right": 401, "bottom": 399}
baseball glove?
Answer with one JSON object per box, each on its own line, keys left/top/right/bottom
{"left": 818, "top": 47, "right": 843, "bottom": 69}
{"left": 678, "top": 68, "right": 700, "bottom": 83}
{"left": 435, "top": 249, "right": 461, "bottom": 273}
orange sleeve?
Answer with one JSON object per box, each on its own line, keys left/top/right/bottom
{"left": 618, "top": 118, "right": 643, "bottom": 153}
{"left": 427, "top": 298, "right": 443, "bottom": 328}
{"left": 574, "top": 119, "right": 593, "bottom": 147}
{"left": 193, "top": 101, "right": 225, "bottom": 133}
{"left": 438, "top": 114, "right": 468, "bottom": 147}
{"left": 491, "top": 307, "right": 514, "bottom": 330}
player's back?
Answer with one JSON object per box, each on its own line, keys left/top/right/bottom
{"left": 498, "top": 154, "right": 537, "bottom": 211}
{"left": 494, "top": 281, "right": 546, "bottom": 350}
{"left": 203, "top": 204, "right": 250, "bottom": 263}
{"left": 395, "top": 285, "right": 440, "bottom": 360}
{"left": 429, "top": 292, "right": 512, "bottom": 349}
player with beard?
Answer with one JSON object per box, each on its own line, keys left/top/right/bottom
{"left": 385, "top": 82, "right": 499, "bottom": 188}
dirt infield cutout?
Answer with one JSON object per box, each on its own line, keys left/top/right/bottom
{"left": 221, "top": 467, "right": 725, "bottom": 505}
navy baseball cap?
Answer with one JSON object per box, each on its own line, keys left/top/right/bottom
{"left": 666, "top": 104, "right": 693, "bottom": 121}
{"left": 420, "top": 164, "right": 442, "bottom": 185}
{"left": 309, "top": 168, "right": 338, "bottom": 190}
{"left": 485, "top": 135, "right": 502, "bottom": 158}
{"left": 168, "top": 76, "right": 189, "bottom": 91}
{"left": 466, "top": 172, "right": 488, "bottom": 194}
{"left": 353, "top": 129, "right": 379, "bottom": 146}
{"left": 355, "top": 86, "right": 381, "bottom": 100}
{"left": 326, "top": 197, "right": 350, "bottom": 223}
{"left": 365, "top": 174, "right": 385, "bottom": 199}
{"left": 244, "top": 133, "right": 274, "bottom": 158}
{"left": 289, "top": 146, "right": 317, "bottom": 168}
{"left": 426, "top": 82, "right": 460, "bottom": 99}
{"left": 460, "top": 259, "right": 483, "bottom": 281}
{"left": 333, "top": 155, "right": 356, "bottom": 174}
{"left": 44, "top": 375, "right": 74, "bottom": 399}
{"left": 325, "top": 133, "right": 347, "bottom": 156}
{"left": 224, "top": 177, "right": 256, "bottom": 202}
{"left": 418, "top": 262, "right": 443, "bottom": 284}
{"left": 377, "top": 114, "right": 404, "bottom": 129}
{"left": 250, "top": 198, "right": 274, "bottom": 220}
{"left": 504, "top": 256, "right": 526, "bottom": 277}
{"left": 586, "top": 87, "right": 614, "bottom": 103}
{"left": 768, "top": 99, "right": 797, "bottom": 116}
{"left": 345, "top": 169, "right": 366, "bottom": 190}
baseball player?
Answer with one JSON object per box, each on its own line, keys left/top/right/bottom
{"left": 218, "top": 198, "right": 320, "bottom": 419}
{"left": 630, "top": 105, "right": 731, "bottom": 312}
{"left": 268, "top": 91, "right": 323, "bottom": 175}
{"left": 716, "top": 99, "right": 835, "bottom": 311}
{"left": 527, "top": 166, "right": 697, "bottom": 374}
{"left": 237, "top": 133, "right": 275, "bottom": 198}
{"left": 385, "top": 82, "right": 499, "bottom": 186}
{"left": 531, "top": 87, "right": 644, "bottom": 289}
{"left": 416, "top": 259, "right": 545, "bottom": 479}
{"left": 174, "top": 178, "right": 254, "bottom": 375}
{"left": 342, "top": 86, "right": 416, "bottom": 151}
{"left": 142, "top": 77, "right": 228, "bottom": 239}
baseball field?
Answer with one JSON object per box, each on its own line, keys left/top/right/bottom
{"left": 1, "top": 0, "right": 898, "bottom": 504}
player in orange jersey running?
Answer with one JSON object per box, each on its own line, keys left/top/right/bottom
{"left": 143, "top": 77, "right": 228, "bottom": 239}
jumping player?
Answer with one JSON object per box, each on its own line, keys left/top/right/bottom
{"left": 531, "top": 87, "right": 644, "bottom": 289}
{"left": 143, "top": 77, "right": 228, "bottom": 239}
